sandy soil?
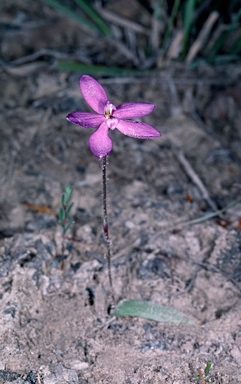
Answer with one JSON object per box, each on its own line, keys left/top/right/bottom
{"left": 1, "top": 1, "right": 241, "bottom": 383}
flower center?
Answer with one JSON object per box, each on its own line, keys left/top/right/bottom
{"left": 104, "top": 101, "right": 116, "bottom": 118}
{"left": 104, "top": 101, "right": 118, "bottom": 130}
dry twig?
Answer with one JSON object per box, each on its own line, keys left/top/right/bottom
{"left": 186, "top": 11, "right": 219, "bottom": 63}
{"left": 98, "top": 8, "right": 150, "bottom": 35}
{"left": 172, "top": 147, "right": 218, "bottom": 211}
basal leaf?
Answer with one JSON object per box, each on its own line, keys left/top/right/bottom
{"left": 113, "top": 300, "right": 195, "bottom": 324}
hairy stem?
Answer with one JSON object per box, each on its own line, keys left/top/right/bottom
{"left": 101, "top": 156, "right": 115, "bottom": 307}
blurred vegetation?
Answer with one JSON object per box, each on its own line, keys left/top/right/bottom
{"left": 41, "top": 0, "right": 111, "bottom": 35}
{"left": 40, "top": 0, "right": 241, "bottom": 74}
{"left": 141, "top": 0, "right": 241, "bottom": 64}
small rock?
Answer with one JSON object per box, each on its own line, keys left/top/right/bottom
{"left": 231, "top": 346, "right": 241, "bottom": 362}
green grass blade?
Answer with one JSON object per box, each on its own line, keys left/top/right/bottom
{"left": 73, "top": 0, "right": 111, "bottom": 36}
{"left": 58, "top": 207, "right": 65, "bottom": 223}
{"left": 153, "top": 0, "right": 162, "bottom": 19}
{"left": 208, "top": 30, "right": 228, "bottom": 62}
{"left": 204, "top": 360, "right": 212, "bottom": 376}
{"left": 163, "top": 0, "right": 181, "bottom": 52}
{"left": 113, "top": 300, "right": 195, "bottom": 324}
{"left": 40, "top": 0, "right": 100, "bottom": 34}
{"left": 56, "top": 61, "right": 148, "bottom": 76}
{"left": 64, "top": 217, "right": 73, "bottom": 233}
{"left": 212, "top": 54, "right": 240, "bottom": 64}
{"left": 65, "top": 202, "right": 74, "bottom": 218}
{"left": 230, "top": 8, "right": 241, "bottom": 24}
{"left": 182, "top": 0, "right": 197, "bottom": 59}
{"left": 64, "top": 184, "right": 72, "bottom": 204}
{"left": 208, "top": 9, "right": 241, "bottom": 62}
{"left": 230, "top": 33, "right": 241, "bottom": 54}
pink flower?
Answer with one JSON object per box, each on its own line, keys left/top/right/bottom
{"left": 66, "top": 75, "right": 160, "bottom": 159}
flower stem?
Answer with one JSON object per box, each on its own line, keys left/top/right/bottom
{"left": 101, "top": 156, "right": 115, "bottom": 307}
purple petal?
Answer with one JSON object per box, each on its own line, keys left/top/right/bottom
{"left": 66, "top": 112, "right": 104, "bottom": 128}
{"left": 80, "top": 75, "right": 108, "bottom": 114}
{"left": 114, "top": 102, "right": 155, "bottom": 119}
{"left": 106, "top": 117, "right": 119, "bottom": 129}
{"left": 88, "top": 122, "right": 113, "bottom": 159}
{"left": 117, "top": 120, "right": 160, "bottom": 138}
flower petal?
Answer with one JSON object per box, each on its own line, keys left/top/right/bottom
{"left": 106, "top": 117, "right": 119, "bottom": 130}
{"left": 80, "top": 75, "right": 108, "bottom": 114}
{"left": 117, "top": 120, "right": 160, "bottom": 138}
{"left": 88, "top": 122, "right": 113, "bottom": 159}
{"left": 66, "top": 112, "right": 104, "bottom": 128}
{"left": 114, "top": 102, "right": 155, "bottom": 119}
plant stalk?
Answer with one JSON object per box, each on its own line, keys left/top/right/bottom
{"left": 101, "top": 156, "right": 115, "bottom": 307}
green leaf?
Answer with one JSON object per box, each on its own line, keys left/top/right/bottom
{"left": 182, "top": 0, "right": 197, "bottom": 58}
{"left": 163, "top": 0, "right": 181, "bottom": 53}
{"left": 58, "top": 207, "right": 65, "bottom": 223}
{"left": 61, "top": 193, "right": 67, "bottom": 208}
{"left": 56, "top": 61, "right": 149, "bottom": 76}
{"left": 65, "top": 202, "right": 74, "bottom": 218}
{"left": 204, "top": 360, "right": 212, "bottom": 376}
{"left": 64, "top": 184, "right": 72, "bottom": 203}
{"left": 113, "top": 300, "right": 195, "bottom": 324}
{"left": 208, "top": 29, "right": 231, "bottom": 61}
{"left": 73, "top": 0, "right": 111, "bottom": 36}
{"left": 212, "top": 54, "right": 239, "bottom": 65}
{"left": 63, "top": 217, "right": 74, "bottom": 233}
{"left": 61, "top": 185, "right": 72, "bottom": 207}
{"left": 40, "top": 0, "right": 100, "bottom": 34}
